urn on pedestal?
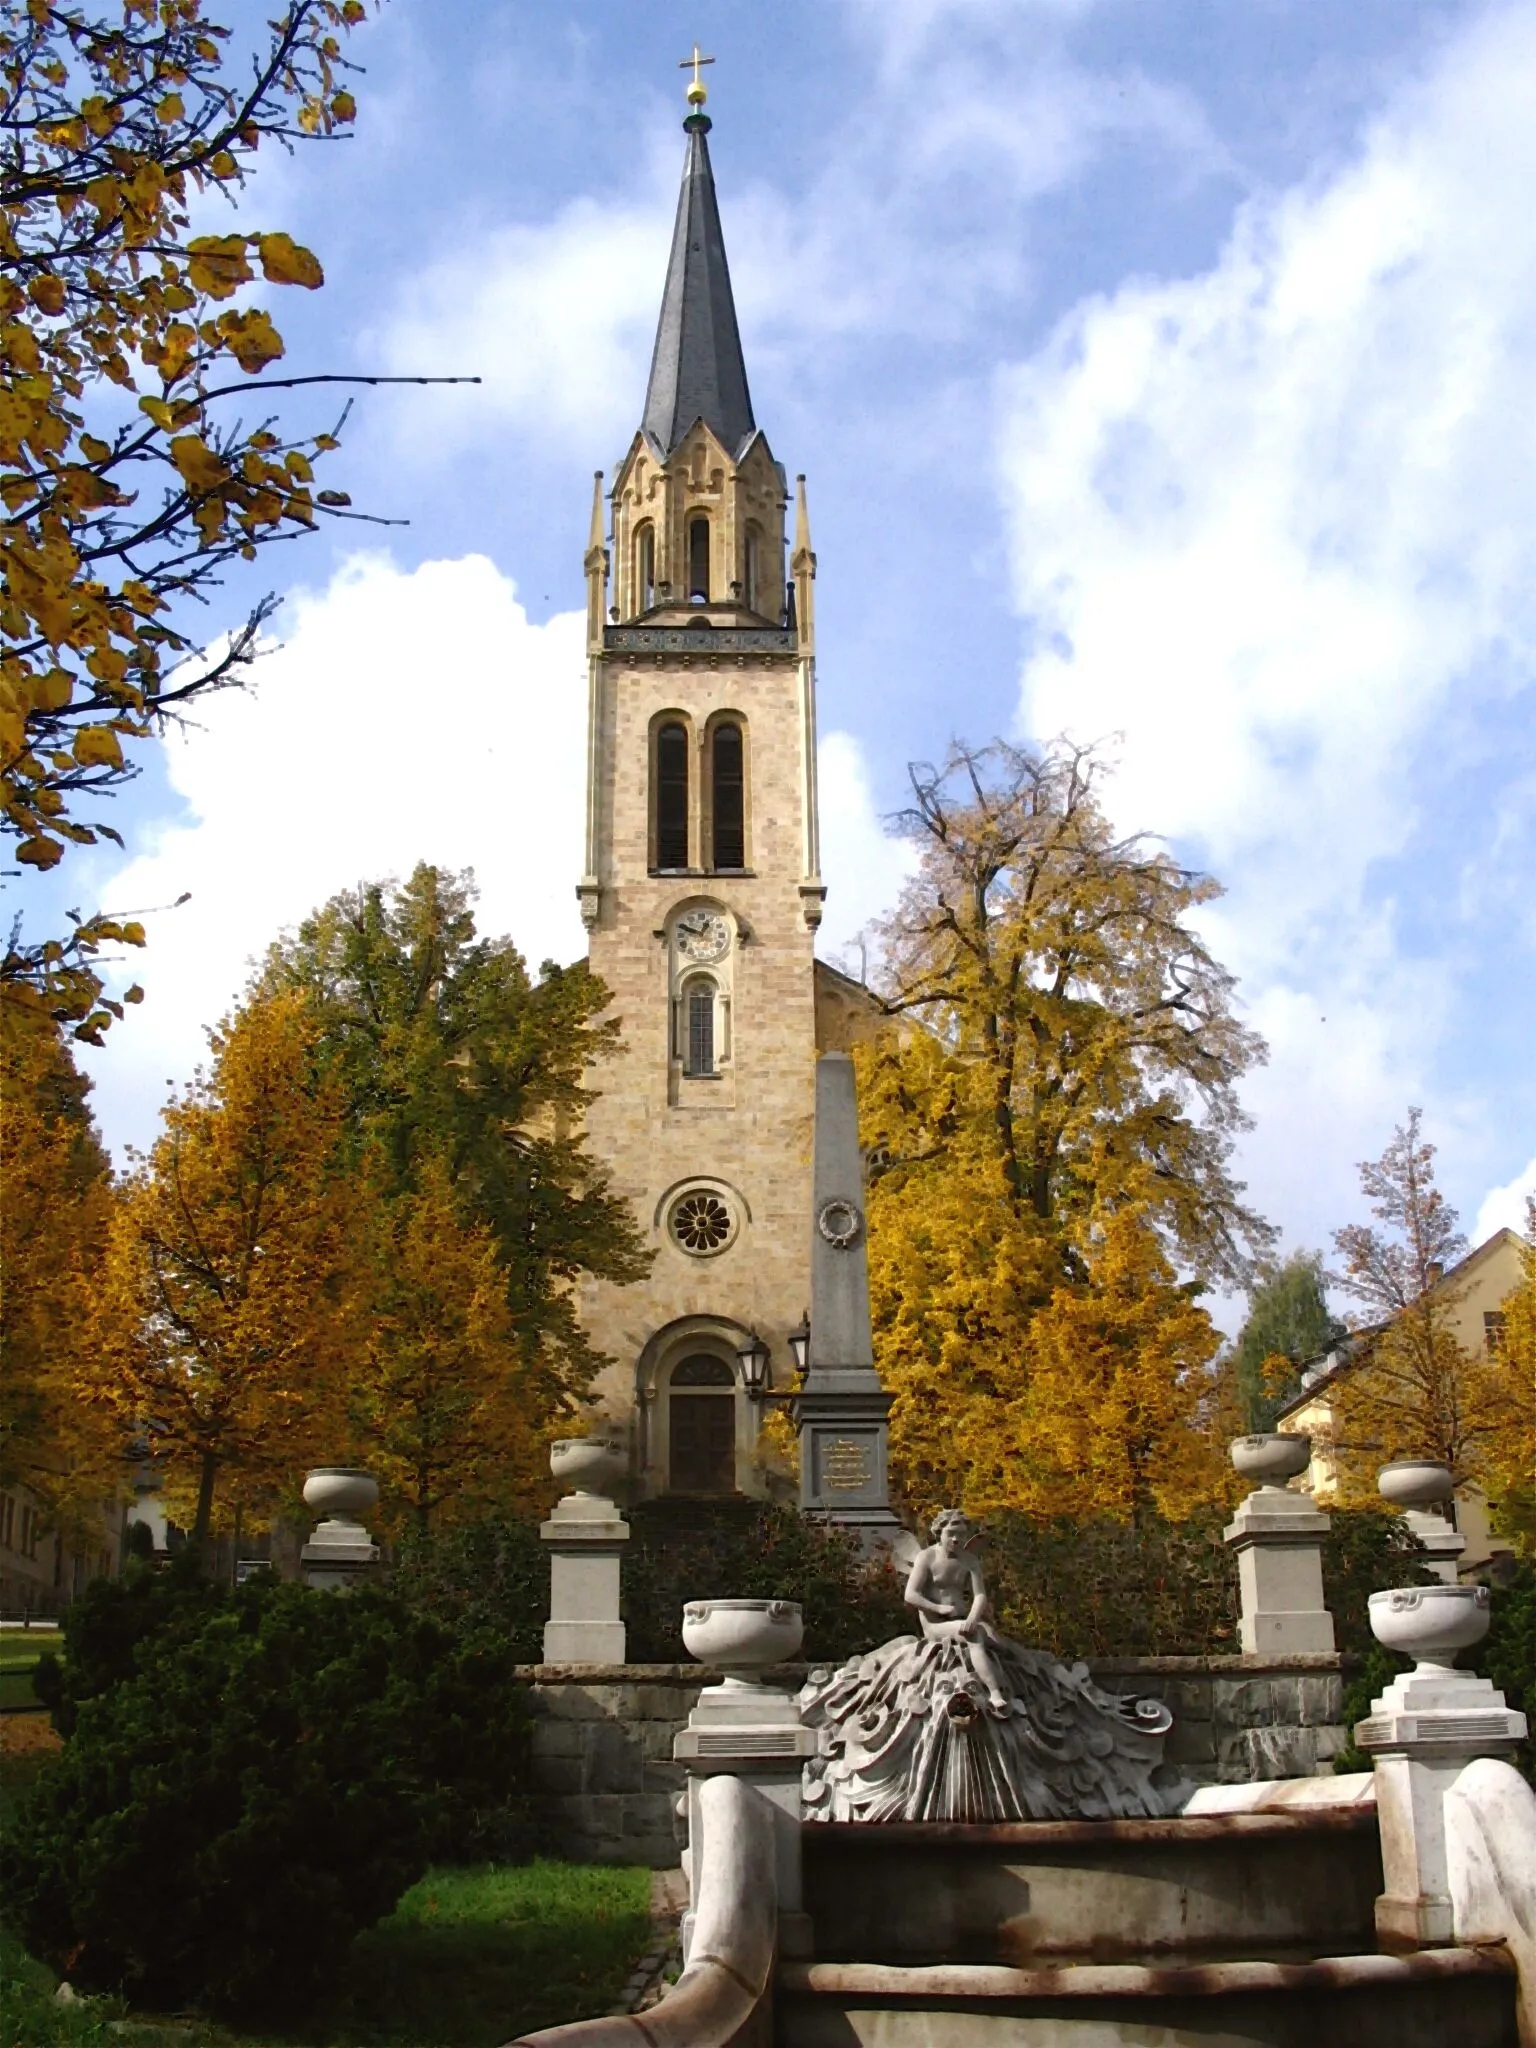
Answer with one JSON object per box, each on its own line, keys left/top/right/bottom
{"left": 299, "top": 1467, "right": 380, "bottom": 1592}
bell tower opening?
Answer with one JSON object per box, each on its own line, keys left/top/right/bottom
{"left": 688, "top": 515, "right": 711, "bottom": 602}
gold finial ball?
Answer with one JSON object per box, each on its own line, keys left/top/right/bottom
{"left": 686, "top": 78, "right": 708, "bottom": 106}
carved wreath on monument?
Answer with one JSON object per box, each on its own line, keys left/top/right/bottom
{"left": 800, "top": 1509, "right": 1188, "bottom": 1823}
{"left": 817, "top": 1197, "right": 863, "bottom": 1249}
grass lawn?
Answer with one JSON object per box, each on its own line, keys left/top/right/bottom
{"left": 2, "top": 1750, "right": 654, "bottom": 2048}
{"left": 0, "top": 1629, "right": 61, "bottom": 1713}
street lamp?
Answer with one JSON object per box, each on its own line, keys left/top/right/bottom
{"left": 787, "top": 1312, "right": 811, "bottom": 1377}
{"left": 736, "top": 1327, "right": 772, "bottom": 1399}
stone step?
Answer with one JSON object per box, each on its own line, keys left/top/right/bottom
{"left": 804, "top": 1808, "right": 1383, "bottom": 1966}
{"left": 778, "top": 1946, "right": 1519, "bottom": 2047}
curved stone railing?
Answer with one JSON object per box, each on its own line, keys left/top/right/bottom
{"left": 1448, "top": 1757, "right": 1536, "bottom": 2048}
{"left": 508, "top": 1773, "right": 777, "bottom": 2048}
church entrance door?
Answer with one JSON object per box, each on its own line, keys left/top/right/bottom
{"left": 667, "top": 1354, "right": 737, "bottom": 1494}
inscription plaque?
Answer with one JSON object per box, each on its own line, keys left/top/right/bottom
{"left": 823, "top": 1437, "right": 873, "bottom": 1493}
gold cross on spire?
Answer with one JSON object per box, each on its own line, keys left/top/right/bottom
{"left": 679, "top": 44, "right": 715, "bottom": 107}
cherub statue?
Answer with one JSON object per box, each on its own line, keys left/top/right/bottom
{"left": 903, "top": 1506, "right": 1011, "bottom": 1713}
{"left": 799, "top": 1508, "right": 1186, "bottom": 1824}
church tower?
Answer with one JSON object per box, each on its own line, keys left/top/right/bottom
{"left": 575, "top": 75, "right": 827, "bottom": 1498}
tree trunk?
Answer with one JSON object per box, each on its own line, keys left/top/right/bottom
{"left": 190, "top": 1450, "right": 218, "bottom": 1562}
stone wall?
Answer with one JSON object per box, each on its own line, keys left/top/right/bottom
{"left": 519, "top": 1654, "right": 1350, "bottom": 1867}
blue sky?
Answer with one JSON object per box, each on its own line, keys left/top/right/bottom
{"left": 21, "top": 0, "right": 1536, "bottom": 1307}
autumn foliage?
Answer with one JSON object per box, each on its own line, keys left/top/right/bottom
{"left": 0, "top": 1011, "right": 118, "bottom": 1525}
{"left": 81, "top": 992, "right": 359, "bottom": 1544}
{"left": 858, "top": 740, "right": 1264, "bottom": 1521}
{"left": 1, "top": 0, "right": 382, "bottom": 1036}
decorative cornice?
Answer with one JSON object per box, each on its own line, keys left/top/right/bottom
{"left": 604, "top": 625, "right": 796, "bottom": 654}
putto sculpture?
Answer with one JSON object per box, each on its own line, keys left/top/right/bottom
{"left": 800, "top": 1508, "right": 1188, "bottom": 1823}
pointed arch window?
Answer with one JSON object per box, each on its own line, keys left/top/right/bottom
{"left": 636, "top": 523, "right": 655, "bottom": 611}
{"left": 710, "top": 722, "right": 745, "bottom": 870}
{"left": 688, "top": 516, "right": 710, "bottom": 602}
{"left": 656, "top": 721, "right": 689, "bottom": 869}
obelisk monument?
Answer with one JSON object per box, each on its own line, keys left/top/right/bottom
{"left": 795, "top": 1053, "right": 906, "bottom": 1550}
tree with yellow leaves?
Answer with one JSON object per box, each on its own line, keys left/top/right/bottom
{"left": 856, "top": 739, "right": 1269, "bottom": 1516}
{"left": 0, "top": 1012, "right": 120, "bottom": 1527}
{"left": 81, "top": 991, "right": 362, "bottom": 1547}
{"left": 344, "top": 1150, "right": 555, "bottom": 1534}
{"left": 1328, "top": 1112, "right": 1525, "bottom": 1497}
{"left": 1484, "top": 1201, "right": 1536, "bottom": 1551}
{"left": 0, "top": 0, "right": 462, "bottom": 1038}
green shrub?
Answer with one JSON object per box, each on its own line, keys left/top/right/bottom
{"left": 982, "top": 1510, "right": 1237, "bottom": 1659}
{"left": 2, "top": 1574, "right": 531, "bottom": 2022}
{"left": 392, "top": 1514, "right": 547, "bottom": 1660}
{"left": 394, "top": 1501, "right": 911, "bottom": 1667}
{"left": 620, "top": 1499, "right": 910, "bottom": 1663}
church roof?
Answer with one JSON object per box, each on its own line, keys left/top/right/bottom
{"left": 641, "top": 113, "right": 756, "bottom": 462}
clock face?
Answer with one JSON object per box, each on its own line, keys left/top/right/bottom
{"left": 674, "top": 909, "right": 730, "bottom": 962}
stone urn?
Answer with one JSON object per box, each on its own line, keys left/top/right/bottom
{"left": 1229, "top": 1433, "right": 1312, "bottom": 1488}
{"left": 682, "top": 1597, "right": 804, "bottom": 1686}
{"left": 1377, "top": 1459, "right": 1455, "bottom": 1510}
{"left": 1368, "top": 1583, "right": 1491, "bottom": 1671}
{"left": 302, "top": 1468, "right": 378, "bottom": 1524}
{"left": 549, "top": 1434, "right": 626, "bottom": 1499}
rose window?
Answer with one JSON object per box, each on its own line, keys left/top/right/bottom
{"left": 670, "top": 1189, "right": 735, "bottom": 1255}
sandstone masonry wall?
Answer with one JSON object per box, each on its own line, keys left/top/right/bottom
{"left": 518, "top": 1655, "right": 1350, "bottom": 1866}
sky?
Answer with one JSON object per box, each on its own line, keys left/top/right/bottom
{"left": 16, "top": 0, "right": 1536, "bottom": 1313}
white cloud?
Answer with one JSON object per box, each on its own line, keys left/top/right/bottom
{"left": 1475, "top": 1156, "right": 1536, "bottom": 1246}
{"left": 367, "top": 179, "right": 676, "bottom": 460}
{"left": 816, "top": 730, "right": 921, "bottom": 970}
{"left": 994, "top": 2, "right": 1536, "bottom": 1248}
{"left": 82, "top": 553, "right": 589, "bottom": 1157}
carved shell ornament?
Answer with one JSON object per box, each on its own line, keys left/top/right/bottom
{"left": 674, "top": 908, "right": 730, "bottom": 962}
{"left": 818, "top": 1197, "right": 863, "bottom": 1249}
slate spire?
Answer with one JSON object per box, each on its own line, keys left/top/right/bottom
{"left": 641, "top": 109, "right": 756, "bottom": 461}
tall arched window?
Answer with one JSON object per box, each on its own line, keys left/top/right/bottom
{"left": 655, "top": 721, "right": 689, "bottom": 869}
{"left": 682, "top": 974, "right": 716, "bottom": 1076}
{"left": 710, "top": 722, "right": 745, "bottom": 870}
{"left": 636, "top": 523, "right": 655, "bottom": 611}
{"left": 688, "top": 516, "right": 710, "bottom": 602}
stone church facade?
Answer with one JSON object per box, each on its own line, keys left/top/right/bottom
{"left": 573, "top": 94, "right": 870, "bottom": 1499}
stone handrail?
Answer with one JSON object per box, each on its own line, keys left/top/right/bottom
{"left": 508, "top": 1773, "right": 777, "bottom": 2048}
{"left": 1447, "top": 1757, "right": 1536, "bottom": 2048}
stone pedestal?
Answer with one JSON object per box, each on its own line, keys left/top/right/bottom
{"left": 1404, "top": 1508, "right": 1467, "bottom": 1584}
{"left": 299, "top": 1517, "right": 379, "bottom": 1592}
{"left": 1358, "top": 1665, "right": 1527, "bottom": 1948}
{"left": 540, "top": 1492, "right": 629, "bottom": 1664}
{"left": 1223, "top": 1487, "right": 1336, "bottom": 1656}
{"left": 675, "top": 1678, "right": 818, "bottom": 1960}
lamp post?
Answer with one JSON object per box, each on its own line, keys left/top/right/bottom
{"left": 737, "top": 1326, "right": 801, "bottom": 1405}
{"left": 787, "top": 1312, "right": 810, "bottom": 1377}
{"left": 736, "top": 1326, "right": 772, "bottom": 1397}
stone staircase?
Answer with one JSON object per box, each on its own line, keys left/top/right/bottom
{"left": 778, "top": 1806, "right": 1520, "bottom": 2046}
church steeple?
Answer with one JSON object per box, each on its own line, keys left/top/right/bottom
{"left": 601, "top": 84, "right": 791, "bottom": 632}
{"left": 642, "top": 109, "right": 756, "bottom": 461}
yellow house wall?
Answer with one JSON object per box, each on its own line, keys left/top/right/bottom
{"left": 1288, "top": 1231, "right": 1525, "bottom": 1568}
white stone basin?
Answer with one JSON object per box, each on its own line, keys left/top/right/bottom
{"left": 549, "top": 1435, "right": 627, "bottom": 1497}
{"left": 1377, "top": 1459, "right": 1455, "bottom": 1509}
{"left": 302, "top": 1468, "right": 378, "bottom": 1523}
{"left": 683, "top": 1598, "right": 804, "bottom": 1684}
{"left": 1369, "top": 1583, "right": 1491, "bottom": 1670}
{"left": 1229, "top": 1434, "right": 1312, "bottom": 1487}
